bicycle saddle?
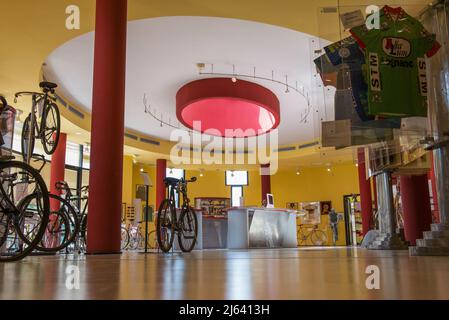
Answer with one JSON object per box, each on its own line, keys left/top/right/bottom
{"left": 163, "top": 177, "right": 179, "bottom": 186}
{"left": 39, "top": 81, "right": 58, "bottom": 90}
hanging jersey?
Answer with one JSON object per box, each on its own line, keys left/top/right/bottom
{"left": 350, "top": 5, "right": 440, "bottom": 118}
{"left": 322, "top": 36, "right": 374, "bottom": 122}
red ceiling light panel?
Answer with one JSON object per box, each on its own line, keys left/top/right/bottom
{"left": 176, "top": 78, "right": 280, "bottom": 138}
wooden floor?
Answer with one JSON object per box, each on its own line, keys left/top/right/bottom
{"left": 1, "top": 247, "right": 449, "bottom": 300}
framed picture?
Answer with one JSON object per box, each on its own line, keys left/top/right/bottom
{"left": 320, "top": 201, "right": 332, "bottom": 215}
{"left": 300, "top": 202, "right": 321, "bottom": 225}
{"left": 286, "top": 202, "right": 299, "bottom": 210}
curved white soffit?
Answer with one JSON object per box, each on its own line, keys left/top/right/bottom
{"left": 44, "top": 16, "right": 332, "bottom": 145}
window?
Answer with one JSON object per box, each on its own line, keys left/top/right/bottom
{"left": 166, "top": 168, "right": 184, "bottom": 179}
{"left": 231, "top": 186, "right": 243, "bottom": 207}
{"left": 166, "top": 168, "right": 184, "bottom": 207}
{"left": 225, "top": 171, "right": 248, "bottom": 186}
{"left": 66, "top": 142, "right": 81, "bottom": 167}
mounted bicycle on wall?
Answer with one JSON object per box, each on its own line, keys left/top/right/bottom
{"left": 14, "top": 81, "right": 61, "bottom": 162}
{"left": 0, "top": 96, "right": 51, "bottom": 262}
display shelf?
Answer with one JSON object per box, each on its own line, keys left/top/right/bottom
{"left": 195, "top": 197, "right": 231, "bottom": 217}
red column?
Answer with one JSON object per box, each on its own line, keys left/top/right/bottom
{"left": 260, "top": 164, "right": 271, "bottom": 203}
{"left": 357, "top": 148, "right": 373, "bottom": 235}
{"left": 429, "top": 152, "right": 440, "bottom": 223}
{"left": 372, "top": 176, "right": 378, "bottom": 211}
{"left": 49, "top": 133, "right": 67, "bottom": 204}
{"left": 156, "top": 159, "right": 167, "bottom": 209}
{"left": 400, "top": 174, "right": 432, "bottom": 245}
{"left": 48, "top": 133, "right": 67, "bottom": 245}
{"left": 87, "top": 0, "right": 127, "bottom": 254}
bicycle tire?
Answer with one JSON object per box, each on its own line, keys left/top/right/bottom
{"left": 41, "top": 102, "right": 60, "bottom": 155}
{"left": 20, "top": 114, "right": 35, "bottom": 162}
{"left": 0, "top": 161, "right": 50, "bottom": 262}
{"left": 38, "top": 210, "right": 70, "bottom": 252}
{"left": 177, "top": 206, "right": 198, "bottom": 252}
{"left": 156, "top": 199, "right": 175, "bottom": 253}
{"left": 147, "top": 230, "right": 158, "bottom": 249}
{"left": 310, "top": 229, "right": 327, "bottom": 246}
{"left": 35, "top": 194, "right": 77, "bottom": 252}
{"left": 80, "top": 214, "right": 88, "bottom": 247}
{"left": 121, "top": 226, "right": 129, "bottom": 250}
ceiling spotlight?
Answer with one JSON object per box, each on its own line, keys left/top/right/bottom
{"left": 355, "top": 163, "right": 359, "bottom": 167}
{"left": 196, "top": 62, "right": 206, "bottom": 73}
{"left": 327, "top": 167, "right": 332, "bottom": 172}
{"left": 231, "top": 77, "right": 237, "bottom": 83}
{"left": 200, "top": 172, "right": 204, "bottom": 177}
{"left": 199, "top": 169, "right": 204, "bottom": 177}
{"left": 140, "top": 168, "right": 144, "bottom": 172}
{"left": 296, "top": 171, "right": 300, "bottom": 175}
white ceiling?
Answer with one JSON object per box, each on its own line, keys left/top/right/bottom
{"left": 44, "top": 16, "right": 332, "bottom": 145}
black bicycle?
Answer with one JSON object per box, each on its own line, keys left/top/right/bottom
{"left": 14, "top": 81, "right": 61, "bottom": 161}
{"left": 54, "top": 181, "right": 89, "bottom": 253}
{"left": 0, "top": 96, "right": 50, "bottom": 262}
{"left": 156, "top": 177, "right": 198, "bottom": 253}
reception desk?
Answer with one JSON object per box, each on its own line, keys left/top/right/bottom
{"left": 227, "top": 207, "right": 297, "bottom": 249}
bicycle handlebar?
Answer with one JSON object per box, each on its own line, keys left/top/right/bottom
{"left": 31, "top": 154, "right": 46, "bottom": 173}
{"left": 14, "top": 91, "right": 56, "bottom": 103}
{"left": 0, "top": 96, "right": 7, "bottom": 109}
{"left": 55, "top": 181, "right": 89, "bottom": 194}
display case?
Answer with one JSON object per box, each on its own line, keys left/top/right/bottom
{"left": 195, "top": 197, "right": 231, "bottom": 217}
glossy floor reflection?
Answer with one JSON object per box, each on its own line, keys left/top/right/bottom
{"left": 1, "top": 247, "right": 449, "bottom": 300}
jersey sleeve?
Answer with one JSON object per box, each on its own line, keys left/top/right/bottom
{"left": 350, "top": 24, "right": 379, "bottom": 50}
{"left": 405, "top": 13, "right": 441, "bottom": 57}
{"left": 419, "top": 33, "right": 441, "bottom": 58}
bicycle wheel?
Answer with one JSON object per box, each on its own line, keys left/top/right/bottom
{"left": 310, "top": 229, "right": 327, "bottom": 246}
{"left": 177, "top": 207, "right": 198, "bottom": 252}
{"left": 40, "top": 102, "right": 60, "bottom": 155}
{"left": 148, "top": 230, "right": 158, "bottom": 249}
{"left": 79, "top": 214, "right": 88, "bottom": 251}
{"left": 121, "top": 226, "right": 129, "bottom": 250}
{"left": 20, "top": 114, "right": 35, "bottom": 162}
{"left": 297, "top": 227, "right": 307, "bottom": 246}
{"left": 32, "top": 194, "right": 77, "bottom": 252}
{"left": 0, "top": 161, "right": 50, "bottom": 262}
{"left": 156, "top": 199, "right": 175, "bottom": 253}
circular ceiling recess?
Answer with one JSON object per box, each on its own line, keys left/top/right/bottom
{"left": 176, "top": 78, "right": 280, "bottom": 138}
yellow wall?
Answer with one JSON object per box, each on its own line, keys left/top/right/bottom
{"left": 185, "top": 169, "right": 262, "bottom": 207}
{"left": 271, "top": 164, "right": 360, "bottom": 245}
{"left": 122, "top": 155, "right": 134, "bottom": 205}
{"left": 124, "top": 163, "right": 360, "bottom": 246}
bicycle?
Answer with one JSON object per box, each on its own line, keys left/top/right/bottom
{"left": 54, "top": 181, "right": 89, "bottom": 253}
{"left": 1, "top": 96, "right": 50, "bottom": 262}
{"left": 297, "top": 224, "right": 327, "bottom": 246}
{"left": 15, "top": 154, "right": 74, "bottom": 253}
{"left": 156, "top": 176, "right": 198, "bottom": 253}
{"left": 125, "top": 220, "right": 158, "bottom": 251}
{"left": 14, "top": 81, "right": 61, "bottom": 161}
{"left": 56, "top": 181, "right": 129, "bottom": 252}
